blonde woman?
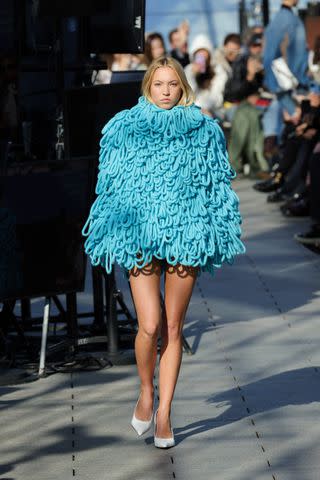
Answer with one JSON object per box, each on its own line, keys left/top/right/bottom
{"left": 82, "top": 56, "right": 246, "bottom": 448}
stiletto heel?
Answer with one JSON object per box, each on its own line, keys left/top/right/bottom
{"left": 154, "top": 409, "right": 175, "bottom": 448}
{"left": 131, "top": 394, "right": 154, "bottom": 436}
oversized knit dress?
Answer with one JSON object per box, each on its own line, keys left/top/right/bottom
{"left": 82, "top": 96, "right": 246, "bottom": 275}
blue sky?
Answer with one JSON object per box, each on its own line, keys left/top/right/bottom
{"left": 145, "top": 0, "right": 309, "bottom": 48}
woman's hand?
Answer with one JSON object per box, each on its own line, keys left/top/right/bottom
{"left": 283, "top": 107, "right": 301, "bottom": 125}
{"left": 295, "top": 122, "right": 308, "bottom": 136}
{"left": 302, "top": 128, "right": 317, "bottom": 140}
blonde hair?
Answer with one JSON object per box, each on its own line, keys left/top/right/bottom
{"left": 141, "top": 56, "right": 195, "bottom": 107}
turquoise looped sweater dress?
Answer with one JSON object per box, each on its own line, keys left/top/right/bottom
{"left": 82, "top": 96, "right": 246, "bottom": 276}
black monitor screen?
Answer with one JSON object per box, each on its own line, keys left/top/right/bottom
{"left": 36, "top": 0, "right": 145, "bottom": 54}
{"left": 86, "top": 0, "right": 145, "bottom": 54}
{"left": 110, "top": 70, "right": 146, "bottom": 84}
{"left": 0, "top": 157, "right": 95, "bottom": 301}
{"left": 63, "top": 81, "right": 142, "bottom": 159}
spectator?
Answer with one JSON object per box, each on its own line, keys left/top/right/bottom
{"left": 184, "top": 34, "right": 225, "bottom": 118}
{"left": 212, "top": 33, "right": 242, "bottom": 121}
{"left": 254, "top": 84, "right": 320, "bottom": 204}
{"left": 224, "top": 33, "right": 264, "bottom": 104}
{"left": 213, "top": 33, "right": 242, "bottom": 80}
{"left": 264, "top": 0, "right": 309, "bottom": 100}
{"left": 144, "top": 33, "right": 166, "bottom": 66}
{"left": 226, "top": 33, "right": 269, "bottom": 177}
{"left": 92, "top": 53, "right": 143, "bottom": 84}
{"left": 91, "top": 54, "right": 114, "bottom": 85}
{"left": 129, "top": 54, "right": 148, "bottom": 71}
{"left": 262, "top": 0, "right": 309, "bottom": 160}
{"left": 111, "top": 54, "right": 132, "bottom": 71}
{"left": 294, "top": 141, "right": 320, "bottom": 244}
{"left": 168, "top": 20, "right": 190, "bottom": 68}
{"left": 242, "top": 25, "right": 264, "bottom": 51}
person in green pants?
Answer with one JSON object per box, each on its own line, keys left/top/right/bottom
{"left": 228, "top": 95, "right": 269, "bottom": 177}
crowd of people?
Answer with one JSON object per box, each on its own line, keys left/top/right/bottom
{"left": 91, "top": 1, "right": 320, "bottom": 248}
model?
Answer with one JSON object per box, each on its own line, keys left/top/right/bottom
{"left": 82, "top": 56, "right": 246, "bottom": 448}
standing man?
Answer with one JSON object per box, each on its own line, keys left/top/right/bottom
{"left": 168, "top": 20, "right": 190, "bottom": 68}
{"left": 260, "top": 0, "right": 309, "bottom": 172}
{"left": 263, "top": 0, "right": 309, "bottom": 113}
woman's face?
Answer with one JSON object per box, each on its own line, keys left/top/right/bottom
{"left": 151, "top": 38, "right": 165, "bottom": 60}
{"left": 150, "top": 66, "right": 182, "bottom": 110}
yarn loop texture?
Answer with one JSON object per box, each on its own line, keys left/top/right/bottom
{"left": 82, "top": 96, "right": 246, "bottom": 275}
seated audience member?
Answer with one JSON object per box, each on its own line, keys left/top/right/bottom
{"left": 242, "top": 25, "right": 264, "bottom": 52}
{"left": 169, "top": 20, "right": 190, "bottom": 68}
{"left": 212, "top": 33, "right": 242, "bottom": 120}
{"left": 184, "top": 34, "right": 225, "bottom": 118}
{"left": 254, "top": 84, "right": 320, "bottom": 203}
{"left": 224, "top": 33, "right": 264, "bottom": 105}
{"left": 226, "top": 33, "right": 269, "bottom": 177}
{"left": 111, "top": 54, "right": 132, "bottom": 71}
{"left": 91, "top": 53, "right": 131, "bottom": 84}
{"left": 128, "top": 54, "right": 148, "bottom": 71}
{"left": 227, "top": 86, "right": 269, "bottom": 177}
{"left": 144, "top": 32, "right": 166, "bottom": 66}
{"left": 213, "top": 33, "right": 242, "bottom": 82}
{"left": 294, "top": 140, "right": 320, "bottom": 244}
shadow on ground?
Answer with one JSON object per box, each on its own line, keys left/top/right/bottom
{"left": 175, "top": 367, "right": 320, "bottom": 444}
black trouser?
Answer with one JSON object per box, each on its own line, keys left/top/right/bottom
{"left": 309, "top": 152, "right": 320, "bottom": 223}
{"left": 277, "top": 137, "right": 316, "bottom": 194}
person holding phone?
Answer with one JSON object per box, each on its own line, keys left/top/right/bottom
{"left": 184, "top": 34, "right": 227, "bottom": 118}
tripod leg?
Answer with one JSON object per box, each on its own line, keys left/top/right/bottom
{"left": 39, "top": 296, "right": 51, "bottom": 378}
{"left": 92, "top": 266, "right": 105, "bottom": 328}
{"left": 104, "top": 268, "right": 119, "bottom": 355}
{"left": 21, "top": 298, "right": 31, "bottom": 323}
{"left": 115, "top": 291, "right": 136, "bottom": 325}
{"left": 66, "top": 292, "right": 78, "bottom": 348}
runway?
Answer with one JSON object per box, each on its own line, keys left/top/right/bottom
{"left": 1, "top": 178, "right": 320, "bottom": 480}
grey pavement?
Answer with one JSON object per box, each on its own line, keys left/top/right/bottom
{"left": 1, "top": 178, "right": 320, "bottom": 480}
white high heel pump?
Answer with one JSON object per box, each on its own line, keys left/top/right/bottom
{"left": 131, "top": 394, "right": 154, "bottom": 436}
{"left": 154, "top": 409, "right": 175, "bottom": 448}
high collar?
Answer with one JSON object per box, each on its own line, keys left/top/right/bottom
{"left": 128, "top": 96, "right": 205, "bottom": 137}
{"left": 138, "top": 95, "right": 193, "bottom": 113}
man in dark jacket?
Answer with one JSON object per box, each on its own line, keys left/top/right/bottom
{"left": 168, "top": 21, "right": 190, "bottom": 68}
{"left": 226, "top": 33, "right": 269, "bottom": 177}
{"left": 224, "top": 33, "right": 264, "bottom": 103}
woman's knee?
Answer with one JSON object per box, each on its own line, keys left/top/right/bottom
{"left": 162, "top": 319, "right": 183, "bottom": 342}
{"left": 139, "top": 320, "right": 160, "bottom": 340}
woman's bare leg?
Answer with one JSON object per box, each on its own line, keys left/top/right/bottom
{"left": 129, "top": 260, "right": 162, "bottom": 420}
{"left": 156, "top": 265, "right": 198, "bottom": 437}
